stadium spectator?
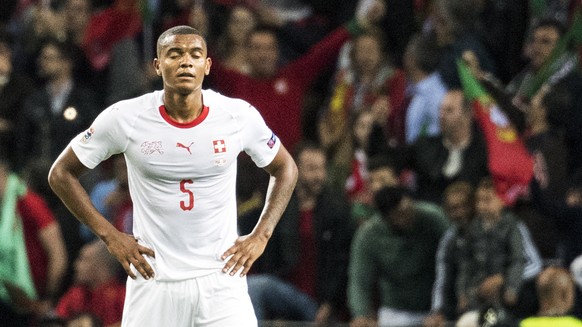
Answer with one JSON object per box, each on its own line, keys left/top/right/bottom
{"left": 246, "top": 142, "right": 355, "bottom": 324}
{"left": 424, "top": 181, "right": 542, "bottom": 327}
{"left": 0, "top": 31, "right": 35, "bottom": 169}
{"left": 16, "top": 38, "right": 99, "bottom": 168}
{"left": 455, "top": 178, "right": 527, "bottom": 316}
{"left": 213, "top": 5, "right": 257, "bottom": 75}
{"left": 519, "top": 266, "right": 582, "bottom": 327}
{"left": 430, "top": 0, "right": 496, "bottom": 89}
{"left": 55, "top": 240, "right": 125, "bottom": 327}
{"left": 0, "top": 155, "right": 68, "bottom": 324}
{"left": 402, "top": 89, "right": 489, "bottom": 204}
{"left": 318, "top": 30, "right": 406, "bottom": 154}
{"left": 208, "top": 0, "right": 386, "bottom": 152}
{"left": 402, "top": 33, "right": 446, "bottom": 144}
{"left": 348, "top": 186, "right": 449, "bottom": 326}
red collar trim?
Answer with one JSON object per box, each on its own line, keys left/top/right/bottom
{"left": 159, "top": 105, "right": 209, "bottom": 128}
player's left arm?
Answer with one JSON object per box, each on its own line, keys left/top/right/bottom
{"left": 221, "top": 144, "right": 298, "bottom": 277}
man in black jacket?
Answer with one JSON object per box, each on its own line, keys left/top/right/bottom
{"left": 244, "top": 141, "right": 355, "bottom": 324}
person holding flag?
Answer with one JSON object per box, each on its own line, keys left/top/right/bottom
{"left": 473, "top": 13, "right": 582, "bottom": 174}
{"left": 456, "top": 55, "right": 534, "bottom": 207}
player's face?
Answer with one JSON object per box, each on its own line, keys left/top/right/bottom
{"left": 154, "top": 34, "right": 211, "bottom": 94}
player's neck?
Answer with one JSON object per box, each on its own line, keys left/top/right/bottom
{"left": 163, "top": 91, "right": 204, "bottom": 123}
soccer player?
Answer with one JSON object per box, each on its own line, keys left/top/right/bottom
{"left": 48, "top": 25, "right": 298, "bottom": 326}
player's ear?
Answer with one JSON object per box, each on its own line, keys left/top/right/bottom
{"left": 205, "top": 57, "right": 212, "bottom": 76}
{"left": 153, "top": 58, "right": 162, "bottom": 76}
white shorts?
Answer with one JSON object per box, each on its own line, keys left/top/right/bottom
{"left": 121, "top": 271, "right": 257, "bottom": 327}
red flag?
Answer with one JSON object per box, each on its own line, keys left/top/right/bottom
{"left": 458, "top": 60, "right": 534, "bottom": 206}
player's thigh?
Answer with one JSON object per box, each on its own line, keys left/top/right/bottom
{"left": 196, "top": 272, "right": 257, "bottom": 327}
{"left": 121, "top": 276, "right": 195, "bottom": 327}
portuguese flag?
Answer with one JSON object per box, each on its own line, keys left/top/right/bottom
{"left": 457, "top": 60, "right": 534, "bottom": 206}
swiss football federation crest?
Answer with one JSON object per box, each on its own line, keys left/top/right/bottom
{"left": 141, "top": 141, "right": 164, "bottom": 155}
{"left": 213, "top": 140, "right": 226, "bottom": 153}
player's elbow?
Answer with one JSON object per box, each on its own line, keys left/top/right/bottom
{"left": 47, "top": 160, "right": 67, "bottom": 193}
{"left": 289, "top": 160, "right": 298, "bottom": 187}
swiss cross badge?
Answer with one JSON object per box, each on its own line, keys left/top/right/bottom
{"left": 213, "top": 140, "right": 226, "bottom": 153}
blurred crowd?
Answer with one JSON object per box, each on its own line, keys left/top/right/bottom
{"left": 1, "top": 0, "right": 582, "bottom": 326}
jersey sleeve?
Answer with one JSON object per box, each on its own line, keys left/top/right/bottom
{"left": 238, "top": 102, "right": 281, "bottom": 168}
{"left": 70, "top": 105, "right": 130, "bottom": 169}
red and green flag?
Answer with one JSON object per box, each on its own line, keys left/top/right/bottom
{"left": 457, "top": 60, "right": 534, "bottom": 206}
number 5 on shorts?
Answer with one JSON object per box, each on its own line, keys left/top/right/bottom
{"left": 180, "top": 179, "right": 194, "bottom": 210}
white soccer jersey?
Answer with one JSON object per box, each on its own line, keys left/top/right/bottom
{"left": 71, "top": 89, "right": 280, "bottom": 281}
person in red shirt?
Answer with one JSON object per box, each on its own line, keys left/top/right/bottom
{"left": 19, "top": 189, "right": 68, "bottom": 308}
{"left": 208, "top": 0, "right": 386, "bottom": 152}
{"left": 56, "top": 240, "right": 125, "bottom": 327}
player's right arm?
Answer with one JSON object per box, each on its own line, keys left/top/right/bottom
{"left": 48, "top": 147, "right": 155, "bottom": 280}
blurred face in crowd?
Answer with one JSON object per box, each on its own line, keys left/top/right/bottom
{"left": 0, "top": 42, "right": 12, "bottom": 79}
{"left": 352, "top": 34, "right": 383, "bottom": 76}
{"left": 227, "top": 6, "right": 256, "bottom": 45}
{"left": 65, "top": 0, "right": 91, "bottom": 37}
{"left": 32, "top": 7, "right": 65, "bottom": 39}
{"left": 433, "top": 2, "right": 455, "bottom": 46}
{"left": 247, "top": 31, "right": 279, "bottom": 78}
{"left": 386, "top": 195, "right": 415, "bottom": 232}
{"left": 353, "top": 110, "right": 374, "bottom": 149}
{"left": 402, "top": 40, "right": 417, "bottom": 76}
{"left": 38, "top": 44, "right": 70, "bottom": 80}
{"left": 444, "top": 191, "right": 473, "bottom": 227}
{"left": 529, "top": 26, "right": 560, "bottom": 70}
{"left": 74, "top": 242, "right": 100, "bottom": 285}
{"left": 537, "top": 267, "right": 576, "bottom": 312}
{"left": 189, "top": 5, "right": 209, "bottom": 38}
{"left": 297, "top": 148, "right": 327, "bottom": 197}
{"left": 368, "top": 167, "right": 398, "bottom": 195}
{"left": 566, "top": 188, "right": 582, "bottom": 207}
{"left": 475, "top": 186, "right": 504, "bottom": 223}
{"left": 439, "top": 90, "right": 470, "bottom": 136}
{"left": 155, "top": 33, "right": 211, "bottom": 95}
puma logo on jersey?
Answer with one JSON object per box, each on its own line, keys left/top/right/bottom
{"left": 141, "top": 141, "right": 164, "bottom": 155}
{"left": 176, "top": 142, "right": 194, "bottom": 155}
